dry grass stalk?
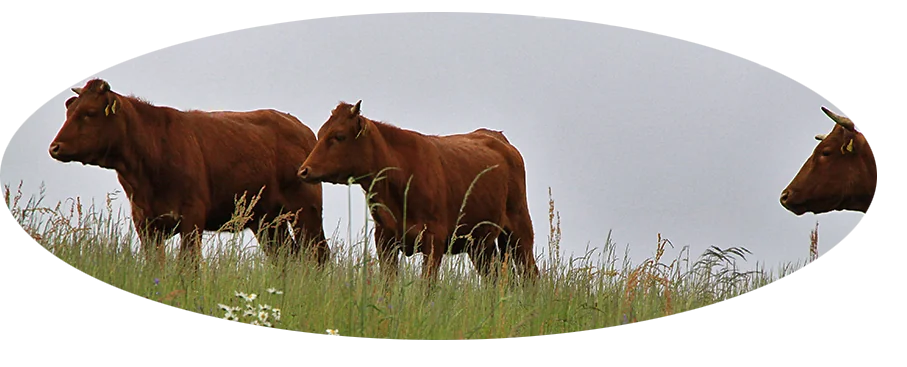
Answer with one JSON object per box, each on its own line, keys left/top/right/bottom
{"left": 809, "top": 221, "right": 819, "bottom": 263}
{"left": 622, "top": 233, "right": 676, "bottom": 320}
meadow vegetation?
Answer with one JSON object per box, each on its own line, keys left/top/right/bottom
{"left": 5, "top": 181, "right": 806, "bottom": 339}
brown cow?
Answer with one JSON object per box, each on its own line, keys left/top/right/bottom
{"left": 780, "top": 106, "right": 876, "bottom": 215}
{"left": 298, "top": 100, "right": 539, "bottom": 280}
{"left": 48, "top": 79, "right": 330, "bottom": 264}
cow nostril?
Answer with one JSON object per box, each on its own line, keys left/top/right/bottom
{"left": 299, "top": 167, "right": 309, "bottom": 178}
{"left": 49, "top": 143, "right": 61, "bottom": 156}
{"left": 780, "top": 190, "right": 790, "bottom": 203}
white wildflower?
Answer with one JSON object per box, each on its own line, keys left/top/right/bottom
{"left": 223, "top": 310, "right": 239, "bottom": 321}
{"left": 251, "top": 320, "right": 261, "bottom": 326}
{"left": 326, "top": 329, "right": 340, "bottom": 336}
{"left": 258, "top": 304, "right": 271, "bottom": 311}
{"left": 263, "top": 321, "right": 272, "bottom": 328}
{"left": 258, "top": 310, "right": 269, "bottom": 322}
{"left": 266, "top": 287, "right": 283, "bottom": 295}
{"left": 272, "top": 308, "right": 281, "bottom": 321}
{"left": 217, "top": 303, "right": 232, "bottom": 311}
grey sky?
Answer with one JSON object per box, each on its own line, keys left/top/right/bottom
{"left": 0, "top": 13, "right": 864, "bottom": 270}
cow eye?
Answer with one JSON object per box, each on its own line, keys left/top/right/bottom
{"left": 820, "top": 149, "right": 832, "bottom": 157}
{"left": 335, "top": 135, "right": 346, "bottom": 142}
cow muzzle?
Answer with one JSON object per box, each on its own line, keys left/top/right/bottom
{"left": 298, "top": 166, "right": 317, "bottom": 182}
{"left": 779, "top": 189, "right": 807, "bottom": 215}
{"left": 779, "top": 189, "right": 790, "bottom": 206}
{"left": 48, "top": 142, "right": 68, "bottom": 161}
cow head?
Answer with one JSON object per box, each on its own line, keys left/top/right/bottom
{"left": 48, "top": 79, "right": 124, "bottom": 167}
{"left": 779, "top": 106, "right": 876, "bottom": 215}
{"left": 298, "top": 100, "right": 375, "bottom": 184}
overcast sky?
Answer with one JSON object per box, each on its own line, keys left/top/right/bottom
{"left": 0, "top": 13, "right": 865, "bottom": 270}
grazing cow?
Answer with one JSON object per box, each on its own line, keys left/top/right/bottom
{"left": 780, "top": 106, "right": 876, "bottom": 215}
{"left": 298, "top": 101, "right": 539, "bottom": 280}
{"left": 48, "top": 79, "right": 330, "bottom": 264}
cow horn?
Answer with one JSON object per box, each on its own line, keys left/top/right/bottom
{"left": 821, "top": 106, "right": 855, "bottom": 131}
{"left": 351, "top": 100, "right": 361, "bottom": 115}
{"left": 815, "top": 134, "right": 827, "bottom": 141}
{"left": 71, "top": 87, "right": 83, "bottom": 95}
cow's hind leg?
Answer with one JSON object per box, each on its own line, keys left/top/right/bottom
{"left": 254, "top": 219, "right": 294, "bottom": 259}
{"left": 282, "top": 184, "right": 329, "bottom": 266}
{"left": 505, "top": 209, "right": 539, "bottom": 280}
{"left": 419, "top": 227, "right": 445, "bottom": 282}
{"left": 466, "top": 225, "right": 502, "bottom": 279}
{"left": 294, "top": 205, "right": 329, "bottom": 266}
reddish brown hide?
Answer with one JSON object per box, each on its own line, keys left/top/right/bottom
{"left": 49, "top": 79, "right": 330, "bottom": 265}
{"left": 780, "top": 106, "right": 876, "bottom": 215}
{"left": 298, "top": 100, "right": 539, "bottom": 280}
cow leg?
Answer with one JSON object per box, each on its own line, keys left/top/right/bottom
{"left": 281, "top": 183, "right": 329, "bottom": 266}
{"left": 374, "top": 224, "right": 400, "bottom": 281}
{"left": 177, "top": 205, "right": 206, "bottom": 271}
{"left": 172, "top": 226, "right": 202, "bottom": 275}
{"left": 294, "top": 204, "right": 330, "bottom": 266}
{"left": 466, "top": 226, "right": 502, "bottom": 279}
{"left": 133, "top": 214, "right": 168, "bottom": 270}
{"left": 253, "top": 220, "right": 291, "bottom": 259}
{"left": 138, "top": 227, "right": 167, "bottom": 270}
{"left": 419, "top": 228, "right": 445, "bottom": 281}
{"left": 506, "top": 209, "right": 539, "bottom": 280}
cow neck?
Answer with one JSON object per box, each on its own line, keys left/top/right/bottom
{"left": 112, "top": 98, "right": 172, "bottom": 198}
{"left": 860, "top": 134, "right": 879, "bottom": 191}
{"left": 853, "top": 133, "right": 877, "bottom": 211}
{"left": 356, "top": 121, "right": 415, "bottom": 225}
{"left": 861, "top": 135, "right": 879, "bottom": 213}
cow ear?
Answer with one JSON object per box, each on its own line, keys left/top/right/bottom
{"left": 350, "top": 100, "right": 361, "bottom": 116}
{"left": 71, "top": 87, "right": 83, "bottom": 95}
{"left": 65, "top": 96, "right": 77, "bottom": 108}
{"left": 105, "top": 96, "right": 119, "bottom": 116}
{"left": 355, "top": 115, "right": 368, "bottom": 139}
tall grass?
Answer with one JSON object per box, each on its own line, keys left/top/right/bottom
{"left": 4, "top": 181, "right": 804, "bottom": 339}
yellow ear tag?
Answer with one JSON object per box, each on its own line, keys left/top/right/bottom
{"left": 355, "top": 120, "right": 367, "bottom": 139}
{"left": 105, "top": 100, "right": 118, "bottom": 116}
{"left": 841, "top": 138, "right": 854, "bottom": 154}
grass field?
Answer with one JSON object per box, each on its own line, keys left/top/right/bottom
{"left": 4, "top": 181, "right": 807, "bottom": 339}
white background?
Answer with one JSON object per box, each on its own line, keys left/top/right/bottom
{"left": 1, "top": 1, "right": 903, "bottom": 365}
